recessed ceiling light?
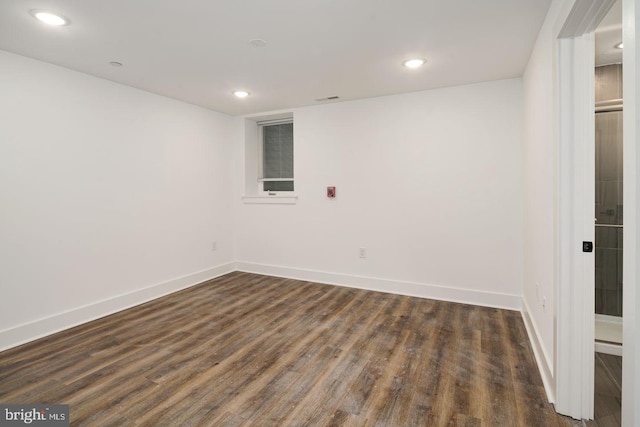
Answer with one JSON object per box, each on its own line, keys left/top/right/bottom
{"left": 249, "top": 39, "right": 267, "bottom": 48}
{"left": 615, "top": 42, "right": 623, "bottom": 49}
{"left": 233, "top": 90, "right": 250, "bottom": 98}
{"left": 29, "top": 10, "right": 69, "bottom": 26}
{"left": 403, "top": 58, "right": 425, "bottom": 69}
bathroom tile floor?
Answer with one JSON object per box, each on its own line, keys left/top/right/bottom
{"left": 584, "top": 352, "right": 622, "bottom": 427}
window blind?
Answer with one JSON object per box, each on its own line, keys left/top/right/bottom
{"left": 262, "top": 122, "right": 293, "bottom": 191}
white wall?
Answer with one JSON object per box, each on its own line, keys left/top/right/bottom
{"left": 235, "top": 79, "right": 524, "bottom": 308}
{"left": 521, "top": 0, "right": 564, "bottom": 397}
{"left": 0, "top": 50, "right": 235, "bottom": 350}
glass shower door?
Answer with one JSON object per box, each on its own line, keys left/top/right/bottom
{"left": 595, "top": 109, "right": 623, "bottom": 340}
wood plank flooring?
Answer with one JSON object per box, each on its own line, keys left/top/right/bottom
{"left": 0, "top": 272, "right": 577, "bottom": 426}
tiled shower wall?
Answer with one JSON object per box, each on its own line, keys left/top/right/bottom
{"left": 595, "top": 64, "right": 623, "bottom": 317}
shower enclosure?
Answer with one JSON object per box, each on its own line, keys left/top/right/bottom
{"left": 595, "top": 64, "right": 623, "bottom": 345}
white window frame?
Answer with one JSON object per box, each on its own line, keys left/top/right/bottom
{"left": 257, "top": 118, "right": 294, "bottom": 196}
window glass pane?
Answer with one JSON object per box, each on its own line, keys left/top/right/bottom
{"left": 263, "top": 123, "right": 293, "bottom": 180}
{"left": 279, "top": 124, "right": 294, "bottom": 178}
{"left": 264, "top": 180, "right": 294, "bottom": 191}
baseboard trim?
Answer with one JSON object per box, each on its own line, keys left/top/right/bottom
{"left": 521, "top": 297, "right": 556, "bottom": 403}
{"left": 235, "top": 261, "right": 522, "bottom": 311}
{"left": 0, "top": 262, "right": 525, "bottom": 353}
{"left": 0, "top": 262, "right": 236, "bottom": 352}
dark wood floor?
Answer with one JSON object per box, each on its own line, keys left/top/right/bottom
{"left": 0, "top": 272, "right": 577, "bottom": 426}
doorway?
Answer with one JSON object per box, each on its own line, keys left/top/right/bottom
{"left": 592, "top": 4, "right": 623, "bottom": 423}
{"left": 594, "top": 2, "right": 624, "bottom": 355}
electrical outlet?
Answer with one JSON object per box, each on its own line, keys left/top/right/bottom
{"left": 542, "top": 296, "right": 546, "bottom": 311}
{"left": 359, "top": 247, "right": 366, "bottom": 258}
{"left": 212, "top": 241, "right": 217, "bottom": 251}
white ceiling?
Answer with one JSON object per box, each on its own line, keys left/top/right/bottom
{"left": 0, "top": 0, "right": 553, "bottom": 116}
{"left": 595, "top": 0, "right": 623, "bottom": 66}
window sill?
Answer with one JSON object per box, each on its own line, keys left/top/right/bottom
{"left": 241, "top": 195, "right": 298, "bottom": 205}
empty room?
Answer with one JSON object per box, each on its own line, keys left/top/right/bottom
{"left": 1, "top": 0, "right": 639, "bottom": 426}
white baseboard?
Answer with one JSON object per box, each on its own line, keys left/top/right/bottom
{"left": 521, "top": 297, "right": 555, "bottom": 403}
{"left": 0, "top": 262, "right": 236, "bottom": 352}
{"left": 0, "top": 262, "right": 525, "bottom": 354}
{"left": 235, "top": 261, "right": 522, "bottom": 311}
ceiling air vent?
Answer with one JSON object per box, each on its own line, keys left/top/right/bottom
{"left": 315, "top": 96, "right": 340, "bottom": 102}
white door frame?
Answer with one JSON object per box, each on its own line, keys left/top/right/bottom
{"left": 554, "top": 0, "right": 616, "bottom": 420}
{"left": 554, "top": 0, "right": 639, "bottom": 423}
{"left": 555, "top": 32, "right": 595, "bottom": 419}
{"left": 621, "top": 0, "right": 639, "bottom": 425}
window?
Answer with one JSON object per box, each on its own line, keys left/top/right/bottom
{"left": 241, "top": 114, "right": 296, "bottom": 204}
{"left": 259, "top": 120, "right": 294, "bottom": 192}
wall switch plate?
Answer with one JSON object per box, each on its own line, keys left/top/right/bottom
{"left": 212, "top": 241, "right": 217, "bottom": 251}
{"left": 359, "top": 247, "right": 366, "bottom": 258}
